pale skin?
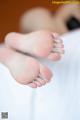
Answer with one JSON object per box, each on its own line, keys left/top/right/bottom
{"left": 0, "top": 30, "right": 64, "bottom": 88}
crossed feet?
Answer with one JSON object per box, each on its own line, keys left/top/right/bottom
{"left": 0, "top": 30, "right": 64, "bottom": 88}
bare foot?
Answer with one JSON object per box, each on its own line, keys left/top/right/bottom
{"left": 5, "top": 30, "right": 64, "bottom": 61}
{"left": 0, "top": 45, "right": 52, "bottom": 88}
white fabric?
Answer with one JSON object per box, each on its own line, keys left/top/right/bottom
{"left": 0, "top": 29, "right": 80, "bottom": 120}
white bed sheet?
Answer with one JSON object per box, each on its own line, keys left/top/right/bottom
{"left": 0, "top": 29, "right": 80, "bottom": 120}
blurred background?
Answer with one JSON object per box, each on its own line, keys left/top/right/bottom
{"left": 0, "top": 0, "right": 80, "bottom": 43}
{"left": 0, "top": 0, "right": 60, "bottom": 42}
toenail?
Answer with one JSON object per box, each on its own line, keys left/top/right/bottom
{"left": 51, "top": 34, "right": 63, "bottom": 44}
{"left": 52, "top": 33, "right": 60, "bottom": 38}
{"left": 54, "top": 39, "right": 63, "bottom": 44}
{"left": 38, "top": 74, "right": 49, "bottom": 82}
{"left": 51, "top": 48, "right": 64, "bottom": 54}
{"left": 51, "top": 33, "right": 60, "bottom": 40}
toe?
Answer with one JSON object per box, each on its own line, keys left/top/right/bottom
{"left": 33, "top": 80, "right": 42, "bottom": 87}
{"left": 52, "top": 33, "right": 59, "bottom": 38}
{"left": 40, "top": 64, "right": 53, "bottom": 83}
{"left": 51, "top": 32, "right": 64, "bottom": 57}
{"left": 52, "top": 48, "right": 64, "bottom": 54}
{"left": 28, "top": 82, "right": 37, "bottom": 88}
{"left": 48, "top": 53, "right": 61, "bottom": 61}
{"left": 54, "top": 38, "right": 63, "bottom": 44}
{"left": 53, "top": 43, "right": 64, "bottom": 48}
{"left": 37, "top": 77, "right": 46, "bottom": 85}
